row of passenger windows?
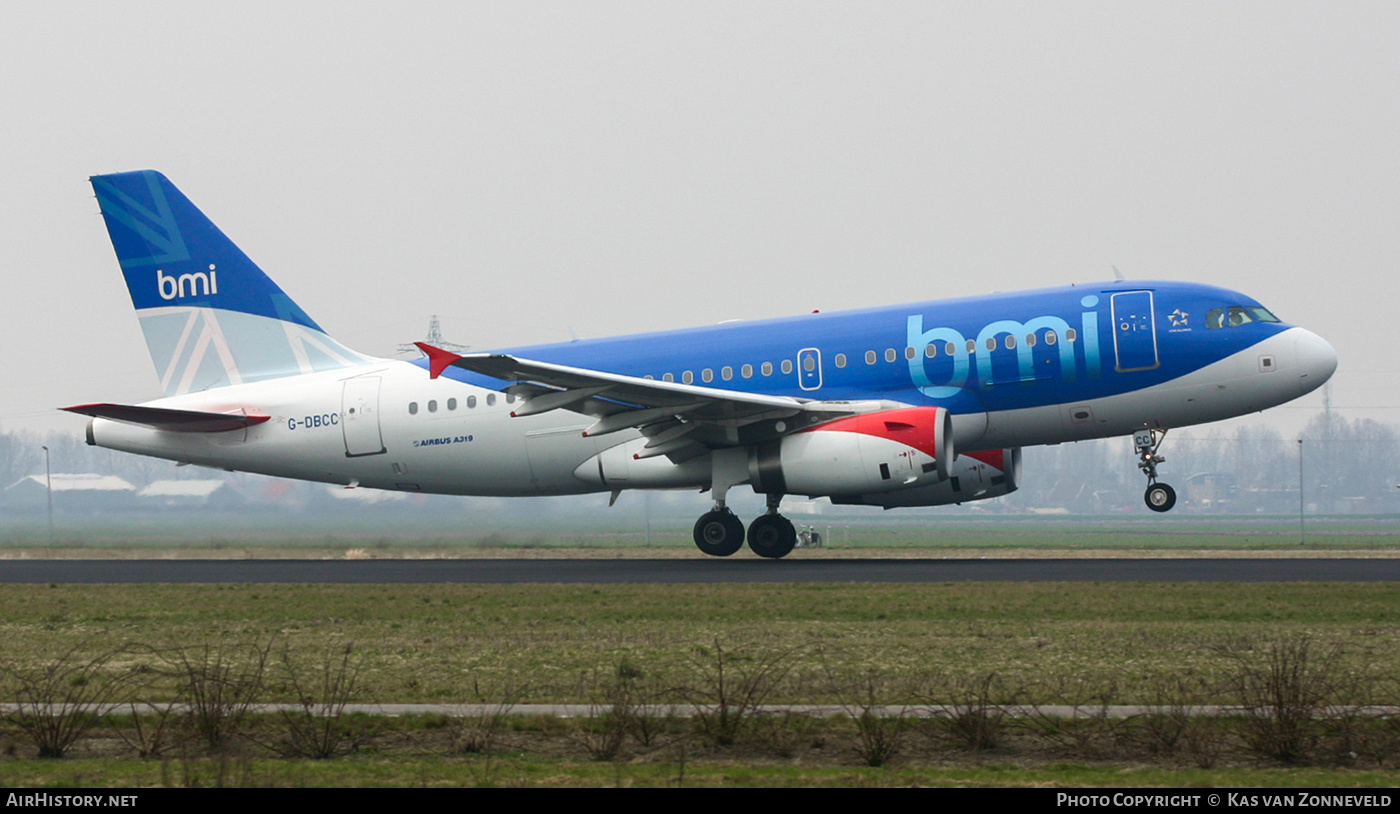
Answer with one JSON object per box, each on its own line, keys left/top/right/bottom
{"left": 406, "top": 327, "right": 1085, "bottom": 411}
{"left": 408, "top": 393, "right": 516, "bottom": 415}
{"left": 847, "top": 329, "right": 1077, "bottom": 366}
{"left": 645, "top": 360, "right": 793, "bottom": 384}
{"left": 645, "top": 329, "right": 1079, "bottom": 383}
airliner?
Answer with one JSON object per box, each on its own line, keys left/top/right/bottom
{"left": 66, "top": 171, "right": 1338, "bottom": 558}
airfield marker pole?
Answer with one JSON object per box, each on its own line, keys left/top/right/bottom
{"left": 1297, "top": 438, "right": 1305, "bottom": 546}
{"left": 42, "top": 445, "right": 53, "bottom": 548}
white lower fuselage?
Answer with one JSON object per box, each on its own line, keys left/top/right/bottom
{"left": 86, "top": 326, "right": 1331, "bottom": 500}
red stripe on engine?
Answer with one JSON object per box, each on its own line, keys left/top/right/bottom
{"left": 964, "top": 449, "right": 1005, "bottom": 472}
{"left": 798, "top": 407, "right": 940, "bottom": 458}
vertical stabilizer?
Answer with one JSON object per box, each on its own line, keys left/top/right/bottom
{"left": 91, "top": 170, "right": 370, "bottom": 396}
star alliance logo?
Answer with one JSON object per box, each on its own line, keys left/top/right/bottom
{"left": 1167, "top": 309, "right": 1189, "bottom": 327}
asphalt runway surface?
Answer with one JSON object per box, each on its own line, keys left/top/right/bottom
{"left": 0, "top": 558, "right": 1397, "bottom": 584}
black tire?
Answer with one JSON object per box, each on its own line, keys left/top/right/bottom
{"left": 747, "top": 514, "right": 797, "bottom": 559}
{"left": 1144, "top": 483, "right": 1177, "bottom": 513}
{"left": 693, "top": 510, "right": 745, "bottom": 556}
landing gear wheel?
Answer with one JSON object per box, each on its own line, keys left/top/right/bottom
{"left": 747, "top": 514, "right": 797, "bottom": 559}
{"left": 1144, "top": 483, "right": 1177, "bottom": 513}
{"left": 693, "top": 510, "right": 745, "bottom": 557}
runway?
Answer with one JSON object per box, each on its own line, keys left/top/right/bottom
{"left": 0, "top": 558, "right": 1397, "bottom": 584}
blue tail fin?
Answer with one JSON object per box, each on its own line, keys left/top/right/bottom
{"left": 91, "top": 170, "right": 369, "bottom": 396}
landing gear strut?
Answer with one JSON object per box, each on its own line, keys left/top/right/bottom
{"left": 1134, "top": 428, "right": 1177, "bottom": 513}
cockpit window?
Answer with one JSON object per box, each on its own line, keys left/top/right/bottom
{"left": 1207, "top": 305, "right": 1281, "bottom": 329}
{"left": 1227, "top": 306, "right": 1256, "bottom": 327}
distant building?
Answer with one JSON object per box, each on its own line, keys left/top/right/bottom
{"left": 322, "top": 485, "right": 412, "bottom": 506}
{"left": 137, "top": 480, "right": 241, "bottom": 510}
{"left": 1185, "top": 473, "right": 1237, "bottom": 510}
{"left": 5, "top": 473, "right": 136, "bottom": 511}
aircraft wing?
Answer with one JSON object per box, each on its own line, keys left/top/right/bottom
{"left": 416, "top": 343, "right": 888, "bottom": 459}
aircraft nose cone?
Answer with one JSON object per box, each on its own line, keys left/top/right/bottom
{"left": 1293, "top": 328, "right": 1337, "bottom": 396}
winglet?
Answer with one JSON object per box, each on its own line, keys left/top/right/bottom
{"left": 415, "top": 342, "right": 462, "bottom": 379}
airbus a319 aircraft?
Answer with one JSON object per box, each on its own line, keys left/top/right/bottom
{"left": 67, "top": 171, "right": 1338, "bottom": 559}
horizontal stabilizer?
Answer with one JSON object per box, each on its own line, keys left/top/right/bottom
{"left": 62, "top": 403, "right": 271, "bottom": 433}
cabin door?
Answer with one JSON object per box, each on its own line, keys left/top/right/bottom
{"left": 1111, "top": 291, "right": 1160, "bottom": 372}
{"left": 342, "top": 376, "right": 386, "bottom": 457}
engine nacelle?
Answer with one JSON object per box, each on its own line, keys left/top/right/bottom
{"left": 831, "top": 447, "right": 1022, "bottom": 508}
{"left": 749, "top": 406, "right": 953, "bottom": 497}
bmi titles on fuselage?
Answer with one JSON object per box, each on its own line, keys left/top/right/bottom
{"left": 907, "top": 294, "right": 1106, "bottom": 397}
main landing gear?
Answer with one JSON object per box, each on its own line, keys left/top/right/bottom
{"left": 693, "top": 508, "right": 745, "bottom": 557}
{"left": 1134, "top": 428, "right": 1177, "bottom": 513}
{"left": 692, "top": 494, "right": 797, "bottom": 559}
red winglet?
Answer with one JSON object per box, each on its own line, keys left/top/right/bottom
{"left": 415, "top": 342, "right": 462, "bottom": 379}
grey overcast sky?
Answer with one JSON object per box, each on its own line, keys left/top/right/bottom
{"left": 1, "top": 2, "right": 1395, "bottom": 437}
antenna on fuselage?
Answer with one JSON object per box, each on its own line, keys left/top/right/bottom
{"left": 1112, "top": 265, "right": 1126, "bottom": 281}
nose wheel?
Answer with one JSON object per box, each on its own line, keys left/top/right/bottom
{"left": 1134, "top": 428, "right": 1177, "bottom": 513}
{"left": 1144, "top": 482, "right": 1177, "bottom": 513}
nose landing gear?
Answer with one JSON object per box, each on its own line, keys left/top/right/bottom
{"left": 1135, "top": 428, "right": 1177, "bottom": 513}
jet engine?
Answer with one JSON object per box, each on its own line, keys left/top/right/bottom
{"left": 749, "top": 406, "right": 953, "bottom": 497}
{"left": 831, "top": 447, "right": 1021, "bottom": 508}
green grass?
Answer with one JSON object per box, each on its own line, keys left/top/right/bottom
{"left": 3, "top": 756, "right": 1399, "bottom": 788}
{"left": 2, "top": 582, "right": 1398, "bottom": 705}
{"left": 3, "top": 581, "right": 1400, "bottom": 785}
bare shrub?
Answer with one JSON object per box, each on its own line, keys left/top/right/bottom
{"left": 448, "top": 685, "right": 524, "bottom": 755}
{"left": 1346, "top": 708, "right": 1400, "bottom": 769}
{"left": 163, "top": 639, "right": 272, "bottom": 751}
{"left": 570, "top": 663, "right": 642, "bottom": 761}
{"left": 1339, "top": 675, "right": 1400, "bottom": 768}
{"left": 1218, "top": 635, "right": 1345, "bottom": 764}
{"left": 679, "top": 639, "right": 799, "bottom": 748}
{"left": 2, "top": 645, "right": 134, "bottom": 758}
{"left": 266, "top": 643, "right": 376, "bottom": 759}
{"left": 441, "top": 684, "right": 528, "bottom": 788}
{"left": 629, "top": 680, "right": 680, "bottom": 750}
{"left": 1183, "top": 716, "right": 1228, "bottom": 769}
{"left": 1017, "top": 677, "right": 1120, "bottom": 760}
{"left": 933, "top": 672, "right": 1013, "bottom": 752}
{"left": 1313, "top": 662, "right": 1385, "bottom": 767}
{"left": 111, "top": 702, "right": 185, "bottom": 759}
{"left": 751, "top": 710, "right": 819, "bottom": 759}
{"left": 830, "top": 669, "right": 911, "bottom": 767}
{"left": 1122, "top": 675, "right": 1214, "bottom": 758}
